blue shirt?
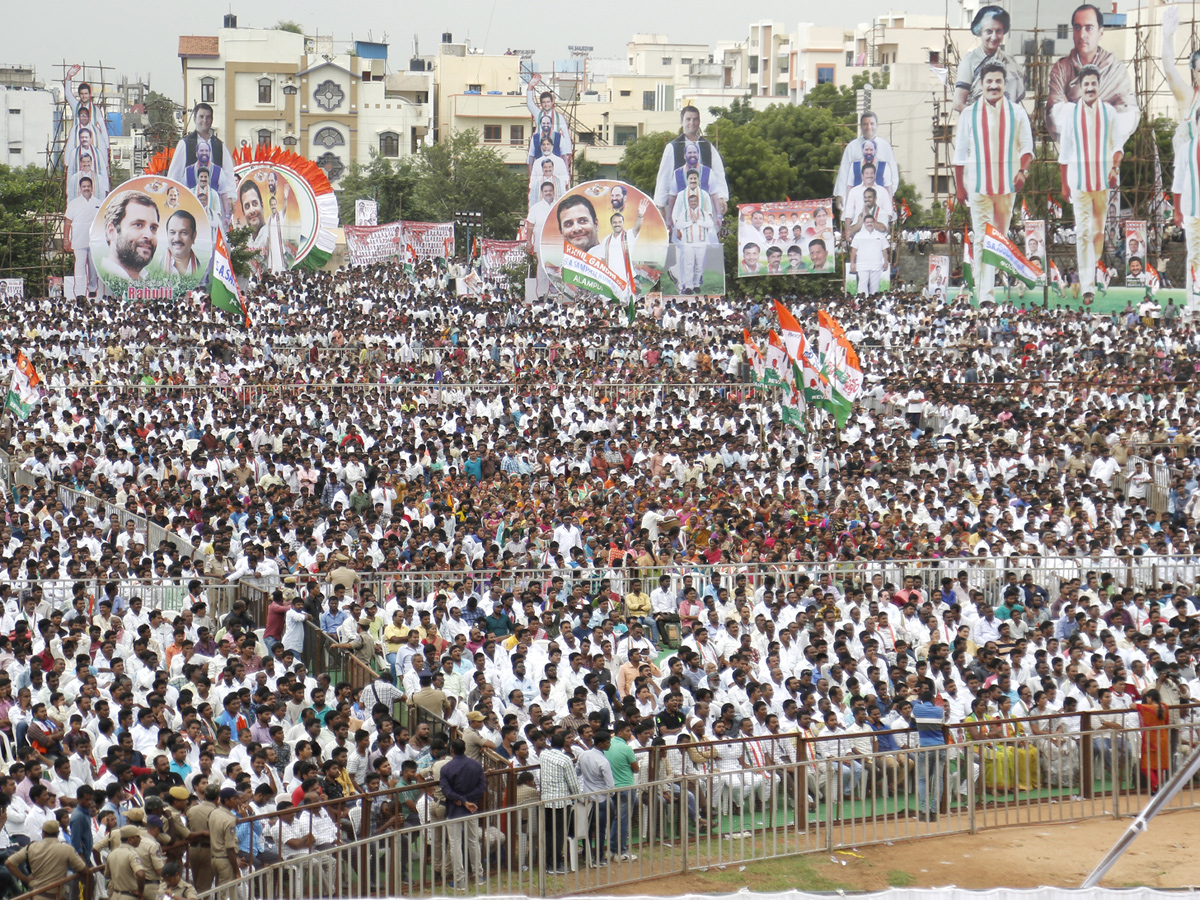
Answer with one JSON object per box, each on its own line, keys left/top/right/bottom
{"left": 910, "top": 700, "right": 946, "bottom": 746}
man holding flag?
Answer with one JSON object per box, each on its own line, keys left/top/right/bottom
{"left": 5, "top": 352, "right": 41, "bottom": 421}
{"left": 954, "top": 62, "right": 1034, "bottom": 304}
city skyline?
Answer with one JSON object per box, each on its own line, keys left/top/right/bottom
{"left": 7, "top": 0, "right": 949, "bottom": 99}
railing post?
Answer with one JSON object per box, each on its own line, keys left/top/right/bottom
{"left": 966, "top": 747, "right": 976, "bottom": 834}
{"left": 1081, "top": 712, "right": 1095, "bottom": 800}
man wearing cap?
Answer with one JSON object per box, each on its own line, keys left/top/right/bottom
{"left": 5, "top": 820, "right": 88, "bottom": 899}
{"left": 185, "top": 785, "right": 218, "bottom": 892}
{"left": 161, "top": 787, "right": 192, "bottom": 853}
{"left": 105, "top": 827, "right": 146, "bottom": 900}
{"left": 138, "top": 815, "right": 166, "bottom": 900}
{"left": 158, "top": 861, "right": 198, "bottom": 900}
{"left": 208, "top": 788, "right": 241, "bottom": 899}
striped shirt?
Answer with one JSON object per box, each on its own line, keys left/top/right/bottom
{"left": 953, "top": 97, "right": 1033, "bottom": 196}
{"left": 1055, "top": 99, "right": 1120, "bottom": 194}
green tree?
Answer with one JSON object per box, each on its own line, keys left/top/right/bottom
{"left": 708, "top": 122, "right": 795, "bottom": 207}
{"left": 336, "top": 150, "right": 424, "bottom": 225}
{"left": 225, "top": 226, "right": 257, "bottom": 280}
{"left": 707, "top": 95, "right": 756, "bottom": 126}
{"left": 410, "top": 130, "right": 526, "bottom": 238}
{"left": 616, "top": 131, "right": 673, "bottom": 195}
{"left": 144, "top": 91, "right": 180, "bottom": 154}
{"left": 573, "top": 151, "right": 600, "bottom": 184}
{"left": 740, "top": 104, "right": 848, "bottom": 201}
{"left": 274, "top": 21, "right": 303, "bottom": 33}
{"left": 0, "top": 164, "right": 64, "bottom": 296}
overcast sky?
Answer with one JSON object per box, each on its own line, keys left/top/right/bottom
{"left": 9, "top": 0, "right": 949, "bottom": 99}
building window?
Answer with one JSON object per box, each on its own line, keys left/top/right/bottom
{"left": 661, "top": 57, "right": 673, "bottom": 65}
{"left": 316, "top": 151, "right": 345, "bottom": 180}
{"left": 314, "top": 79, "right": 345, "bottom": 111}
{"left": 613, "top": 125, "right": 638, "bottom": 145}
{"left": 817, "top": 66, "right": 835, "bottom": 84}
{"left": 1057, "top": 23, "right": 1069, "bottom": 39}
{"left": 258, "top": 78, "right": 272, "bottom": 104}
{"left": 619, "top": 90, "right": 631, "bottom": 97}
{"left": 681, "top": 57, "right": 692, "bottom": 65}
{"left": 200, "top": 77, "right": 215, "bottom": 103}
{"left": 642, "top": 90, "right": 655, "bottom": 110}
{"left": 283, "top": 84, "right": 298, "bottom": 96}
{"left": 256, "top": 129, "right": 272, "bottom": 147}
{"left": 379, "top": 131, "right": 399, "bottom": 157}
{"left": 483, "top": 124, "right": 502, "bottom": 143}
{"left": 749, "top": 58, "right": 759, "bottom": 75}
{"left": 467, "top": 83, "right": 482, "bottom": 93}
{"left": 510, "top": 124, "right": 524, "bottom": 145}
{"left": 775, "top": 84, "right": 789, "bottom": 96}
{"left": 416, "top": 91, "right": 428, "bottom": 104}
{"left": 314, "top": 126, "right": 345, "bottom": 149}
{"left": 282, "top": 135, "right": 298, "bottom": 147}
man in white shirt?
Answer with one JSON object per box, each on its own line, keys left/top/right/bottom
{"left": 849, "top": 215, "right": 890, "bottom": 296}
{"left": 64, "top": 176, "right": 102, "bottom": 300}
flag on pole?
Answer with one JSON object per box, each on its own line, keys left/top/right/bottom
{"left": 980, "top": 222, "right": 1044, "bottom": 287}
{"left": 962, "top": 227, "right": 974, "bottom": 289}
{"left": 899, "top": 199, "right": 912, "bottom": 224}
{"left": 1049, "top": 197, "right": 1063, "bottom": 219}
{"left": 743, "top": 329, "right": 766, "bottom": 382}
{"left": 764, "top": 330, "right": 790, "bottom": 385}
{"left": 817, "top": 310, "right": 863, "bottom": 429}
{"left": 561, "top": 243, "right": 629, "bottom": 304}
{"left": 1020, "top": 198, "right": 1031, "bottom": 221}
{"left": 773, "top": 299, "right": 805, "bottom": 361}
{"left": 781, "top": 376, "right": 806, "bottom": 427}
{"left": 210, "top": 228, "right": 250, "bottom": 328}
{"left": 5, "top": 352, "right": 41, "bottom": 420}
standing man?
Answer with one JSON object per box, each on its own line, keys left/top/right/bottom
{"left": 910, "top": 690, "right": 947, "bottom": 821}
{"left": 104, "top": 828, "right": 146, "bottom": 900}
{"left": 1163, "top": 4, "right": 1200, "bottom": 306}
{"left": 185, "top": 785, "right": 218, "bottom": 893}
{"left": 835, "top": 111, "right": 900, "bottom": 213}
{"left": 64, "top": 175, "right": 102, "bottom": 300}
{"left": 599, "top": 199, "right": 649, "bottom": 289}
{"left": 526, "top": 76, "right": 573, "bottom": 169}
{"left": 207, "top": 788, "right": 241, "bottom": 900}
{"left": 539, "top": 731, "right": 580, "bottom": 874}
{"left": 954, "top": 63, "right": 1034, "bottom": 304}
{"left": 5, "top": 821, "right": 88, "bottom": 897}
{"left": 1045, "top": 3, "right": 1139, "bottom": 142}
{"left": 672, "top": 170, "right": 716, "bottom": 293}
{"left": 440, "top": 738, "right": 486, "bottom": 890}
{"left": 167, "top": 103, "right": 234, "bottom": 224}
{"left": 604, "top": 719, "right": 638, "bottom": 862}
{"left": 849, "top": 214, "right": 891, "bottom": 296}
{"left": 1054, "top": 64, "right": 1135, "bottom": 303}
{"left": 654, "top": 106, "right": 728, "bottom": 234}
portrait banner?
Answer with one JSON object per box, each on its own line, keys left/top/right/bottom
{"left": 89, "top": 176, "right": 213, "bottom": 302}
{"left": 345, "top": 223, "right": 403, "bottom": 268}
{"left": 538, "top": 180, "right": 667, "bottom": 299}
{"left": 355, "top": 199, "right": 378, "bottom": 227}
{"left": 928, "top": 255, "right": 950, "bottom": 300}
{"left": 231, "top": 165, "right": 320, "bottom": 276}
{"left": 1125, "top": 220, "right": 1148, "bottom": 283}
{"left": 1023, "top": 220, "right": 1048, "bottom": 286}
{"left": 402, "top": 221, "right": 455, "bottom": 263}
{"left": 737, "top": 199, "right": 836, "bottom": 277}
{"left": 480, "top": 239, "right": 527, "bottom": 278}
{"left": 0, "top": 278, "right": 24, "bottom": 301}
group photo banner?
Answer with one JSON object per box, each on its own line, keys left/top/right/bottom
{"left": 344, "top": 223, "right": 403, "bottom": 268}
{"left": 736, "top": 199, "right": 836, "bottom": 277}
{"left": 480, "top": 239, "right": 527, "bottom": 278}
{"left": 403, "top": 221, "right": 456, "bottom": 264}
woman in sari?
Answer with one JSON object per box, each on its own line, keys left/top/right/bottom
{"left": 962, "top": 697, "right": 1001, "bottom": 795}
{"left": 1136, "top": 688, "right": 1171, "bottom": 792}
{"left": 997, "top": 696, "right": 1040, "bottom": 791}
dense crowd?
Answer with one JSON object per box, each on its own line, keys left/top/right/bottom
{"left": 0, "top": 258, "right": 1199, "bottom": 895}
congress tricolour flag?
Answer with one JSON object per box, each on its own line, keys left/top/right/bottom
{"left": 774, "top": 299, "right": 828, "bottom": 403}
{"left": 980, "top": 223, "right": 1043, "bottom": 288}
{"left": 818, "top": 310, "right": 864, "bottom": 429}
{"left": 764, "top": 330, "right": 790, "bottom": 385}
{"left": 211, "top": 229, "right": 250, "bottom": 327}
{"left": 962, "top": 227, "right": 974, "bottom": 289}
{"left": 5, "top": 352, "right": 41, "bottom": 420}
{"left": 562, "top": 243, "right": 629, "bottom": 304}
{"left": 743, "top": 330, "right": 766, "bottom": 383}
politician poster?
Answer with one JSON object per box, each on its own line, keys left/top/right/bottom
{"left": 1023, "top": 220, "right": 1048, "bottom": 286}
{"left": 89, "top": 176, "right": 213, "bottom": 302}
{"left": 538, "top": 180, "right": 667, "bottom": 298}
{"left": 736, "top": 199, "right": 836, "bottom": 277}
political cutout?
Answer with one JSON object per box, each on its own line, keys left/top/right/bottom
{"left": 928, "top": 255, "right": 950, "bottom": 300}
{"left": 954, "top": 5, "right": 1026, "bottom": 112}
{"left": 737, "top": 200, "right": 837, "bottom": 277}
{"left": 355, "top": 199, "right": 378, "bottom": 227}
{"left": 539, "top": 180, "right": 667, "bottom": 299}
{"left": 653, "top": 105, "right": 729, "bottom": 242}
{"left": 89, "top": 176, "right": 213, "bottom": 302}
{"left": 1125, "top": 220, "right": 1154, "bottom": 288}
{"left": 834, "top": 111, "right": 900, "bottom": 215}
{"left": 1045, "top": 3, "right": 1139, "bottom": 143}
{"left": 526, "top": 75, "right": 573, "bottom": 171}
{"left": 1023, "top": 220, "right": 1048, "bottom": 285}
{"left": 231, "top": 166, "right": 317, "bottom": 275}
{"left": 64, "top": 74, "right": 110, "bottom": 202}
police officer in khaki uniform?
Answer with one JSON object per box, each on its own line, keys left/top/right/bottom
{"left": 157, "top": 861, "right": 198, "bottom": 900}
{"left": 208, "top": 788, "right": 242, "bottom": 900}
{"left": 5, "top": 821, "right": 88, "bottom": 899}
{"left": 185, "top": 785, "right": 218, "bottom": 892}
{"left": 140, "top": 816, "right": 167, "bottom": 900}
{"left": 105, "top": 827, "right": 147, "bottom": 900}
{"left": 161, "top": 787, "right": 193, "bottom": 859}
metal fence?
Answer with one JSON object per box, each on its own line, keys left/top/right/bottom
{"left": 190, "top": 709, "right": 1200, "bottom": 900}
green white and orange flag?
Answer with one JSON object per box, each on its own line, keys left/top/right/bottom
{"left": 742, "top": 329, "right": 766, "bottom": 382}
{"left": 774, "top": 299, "right": 828, "bottom": 403}
{"left": 764, "top": 330, "right": 790, "bottom": 385}
{"left": 818, "top": 310, "right": 864, "bottom": 428}
{"left": 211, "top": 228, "right": 250, "bottom": 328}
{"left": 5, "top": 352, "right": 41, "bottom": 420}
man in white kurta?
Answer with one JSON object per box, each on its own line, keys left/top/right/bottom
{"left": 953, "top": 63, "right": 1034, "bottom": 304}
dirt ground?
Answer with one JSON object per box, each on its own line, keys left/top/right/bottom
{"left": 605, "top": 808, "right": 1200, "bottom": 894}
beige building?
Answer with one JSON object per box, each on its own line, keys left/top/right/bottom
{"left": 177, "top": 17, "right": 433, "bottom": 185}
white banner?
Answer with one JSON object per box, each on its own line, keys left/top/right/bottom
{"left": 403, "top": 221, "right": 455, "bottom": 263}
{"left": 480, "top": 239, "right": 526, "bottom": 278}
{"left": 355, "top": 199, "right": 378, "bottom": 227}
{"left": 0, "top": 278, "right": 25, "bottom": 300}
{"left": 345, "top": 223, "right": 403, "bottom": 267}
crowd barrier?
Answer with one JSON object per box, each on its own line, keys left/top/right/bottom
{"left": 184, "top": 709, "right": 1200, "bottom": 900}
